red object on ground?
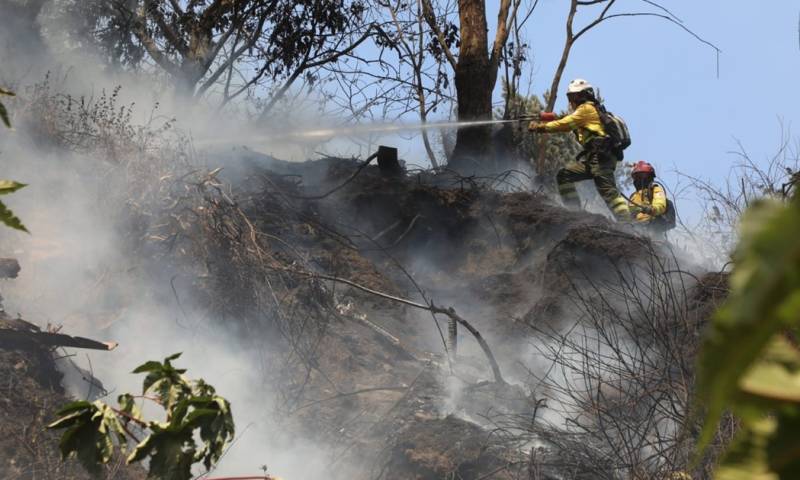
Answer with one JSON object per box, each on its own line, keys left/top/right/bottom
{"left": 202, "top": 476, "right": 273, "bottom": 480}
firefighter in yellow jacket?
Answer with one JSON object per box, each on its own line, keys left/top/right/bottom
{"left": 629, "top": 160, "right": 668, "bottom": 224}
{"left": 529, "top": 78, "right": 630, "bottom": 221}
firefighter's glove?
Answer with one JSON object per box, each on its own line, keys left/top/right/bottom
{"left": 528, "top": 121, "right": 546, "bottom": 132}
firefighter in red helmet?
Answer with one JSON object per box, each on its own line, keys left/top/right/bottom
{"left": 628, "top": 161, "right": 672, "bottom": 229}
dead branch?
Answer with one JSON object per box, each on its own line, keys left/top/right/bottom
{"left": 545, "top": 0, "right": 720, "bottom": 112}
{"left": 287, "top": 268, "right": 506, "bottom": 384}
{"left": 286, "top": 152, "right": 378, "bottom": 200}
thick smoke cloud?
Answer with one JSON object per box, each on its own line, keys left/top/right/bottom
{"left": 0, "top": 6, "right": 356, "bottom": 478}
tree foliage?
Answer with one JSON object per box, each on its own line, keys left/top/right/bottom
{"left": 66, "top": 0, "right": 369, "bottom": 104}
{"left": 48, "top": 353, "right": 235, "bottom": 480}
{"left": 695, "top": 197, "right": 800, "bottom": 478}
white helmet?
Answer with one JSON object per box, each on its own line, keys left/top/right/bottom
{"left": 567, "top": 78, "right": 594, "bottom": 94}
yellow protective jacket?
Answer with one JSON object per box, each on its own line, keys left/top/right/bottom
{"left": 542, "top": 102, "right": 606, "bottom": 146}
{"left": 631, "top": 183, "right": 668, "bottom": 222}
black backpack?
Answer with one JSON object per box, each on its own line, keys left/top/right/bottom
{"left": 595, "top": 103, "right": 631, "bottom": 157}
{"left": 649, "top": 183, "right": 677, "bottom": 231}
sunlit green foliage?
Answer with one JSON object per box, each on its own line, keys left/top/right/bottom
{"left": 0, "top": 88, "right": 28, "bottom": 232}
{"left": 48, "top": 353, "right": 235, "bottom": 480}
{"left": 696, "top": 197, "right": 800, "bottom": 479}
{"left": 0, "top": 87, "right": 13, "bottom": 128}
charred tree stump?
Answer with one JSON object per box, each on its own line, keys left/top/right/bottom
{"left": 0, "top": 258, "right": 20, "bottom": 278}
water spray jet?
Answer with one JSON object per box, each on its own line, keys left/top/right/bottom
{"left": 196, "top": 115, "right": 548, "bottom": 149}
{"left": 280, "top": 117, "right": 537, "bottom": 140}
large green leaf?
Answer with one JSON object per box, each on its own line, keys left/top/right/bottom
{"left": 715, "top": 416, "right": 778, "bottom": 480}
{"left": 50, "top": 401, "right": 94, "bottom": 420}
{"left": 133, "top": 353, "right": 190, "bottom": 411}
{"left": 127, "top": 421, "right": 196, "bottom": 480}
{"left": 716, "top": 400, "right": 800, "bottom": 479}
{"left": 183, "top": 396, "right": 235, "bottom": 469}
{"left": 47, "top": 400, "right": 126, "bottom": 474}
{"left": 767, "top": 408, "right": 800, "bottom": 477}
{"left": 51, "top": 354, "right": 235, "bottom": 477}
{"left": 132, "top": 353, "right": 183, "bottom": 375}
{"left": 696, "top": 199, "right": 800, "bottom": 451}
{"left": 726, "top": 338, "right": 800, "bottom": 479}
{"left": 738, "top": 335, "right": 800, "bottom": 405}
{"left": 0, "top": 182, "right": 27, "bottom": 232}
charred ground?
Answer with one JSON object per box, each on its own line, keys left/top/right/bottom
{"left": 2, "top": 150, "right": 728, "bottom": 479}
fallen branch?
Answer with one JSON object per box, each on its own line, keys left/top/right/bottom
{"left": 288, "top": 268, "right": 506, "bottom": 384}
{"left": 0, "top": 327, "right": 118, "bottom": 351}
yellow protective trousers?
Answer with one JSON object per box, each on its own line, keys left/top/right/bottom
{"left": 556, "top": 149, "right": 630, "bottom": 221}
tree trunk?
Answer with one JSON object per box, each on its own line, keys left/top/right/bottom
{"left": 449, "top": 0, "right": 496, "bottom": 174}
{"left": 175, "top": 68, "right": 200, "bottom": 99}
{"left": 175, "top": 28, "right": 214, "bottom": 100}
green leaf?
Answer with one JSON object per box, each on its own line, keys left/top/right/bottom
{"left": 126, "top": 432, "right": 156, "bottom": 465}
{"left": 0, "top": 180, "right": 27, "bottom": 195}
{"left": 47, "top": 400, "right": 125, "bottom": 474}
{"left": 184, "top": 396, "right": 235, "bottom": 469}
{"left": 715, "top": 401, "right": 800, "bottom": 479}
{"left": 52, "top": 354, "right": 235, "bottom": 478}
{"left": 696, "top": 199, "right": 800, "bottom": 451}
{"left": 715, "top": 416, "right": 778, "bottom": 480}
{"left": 0, "top": 88, "right": 13, "bottom": 129}
{"left": 133, "top": 353, "right": 191, "bottom": 409}
{"left": 0, "top": 180, "right": 28, "bottom": 233}
{"left": 132, "top": 360, "right": 165, "bottom": 374}
{"left": 127, "top": 423, "right": 196, "bottom": 480}
{"left": 767, "top": 408, "right": 800, "bottom": 477}
{"left": 0, "top": 101, "right": 10, "bottom": 128}
{"left": 164, "top": 352, "right": 183, "bottom": 362}
{"left": 0, "top": 199, "right": 28, "bottom": 232}
{"left": 192, "top": 378, "right": 217, "bottom": 397}
{"left": 117, "top": 393, "right": 143, "bottom": 426}
{"left": 47, "top": 410, "right": 90, "bottom": 430}
{"left": 182, "top": 407, "right": 217, "bottom": 428}
{"left": 739, "top": 336, "right": 800, "bottom": 404}
{"left": 52, "top": 400, "right": 94, "bottom": 417}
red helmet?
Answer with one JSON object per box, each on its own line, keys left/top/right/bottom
{"left": 632, "top": 161, "right": 655, "bottom": 177}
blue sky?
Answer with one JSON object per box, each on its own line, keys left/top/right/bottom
{"left": 497, "top": 0, "right": 799, "bottom": 204}
{"left": 229, "top": 1, "right": 797, "bottom": 222}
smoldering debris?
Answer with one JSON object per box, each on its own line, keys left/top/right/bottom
{"left": 0, "top": 68, "right": 725, "bottom": 480}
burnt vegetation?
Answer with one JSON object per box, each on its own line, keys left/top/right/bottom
{"left": 1, "top": 79, "right": 732, "bottom": 479}
{"left": 0, "top": 1, "right": 762, "bottom": 479}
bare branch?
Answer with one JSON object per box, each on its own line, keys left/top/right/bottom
{"left": 489, "top": 0, "right": 514, "bottom": 73}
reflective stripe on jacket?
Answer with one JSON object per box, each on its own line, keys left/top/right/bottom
{"left": 631, "top": 183, "right": 668, "bottom": 222}
{"left": 542, "top": 102, "right": 605, "bottom": 146}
